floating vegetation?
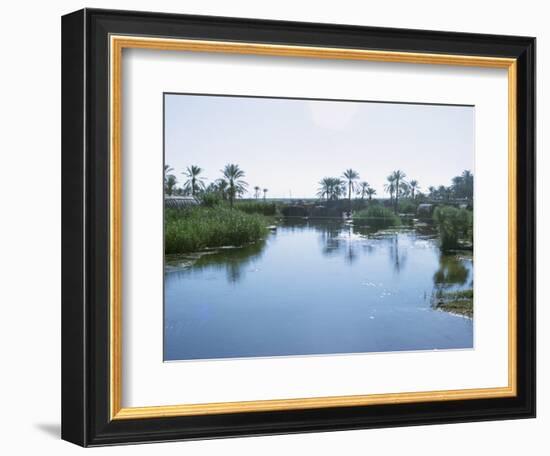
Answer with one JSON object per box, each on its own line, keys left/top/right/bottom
{"left": 432, "top": 288, "right": 473, "bottom": 318}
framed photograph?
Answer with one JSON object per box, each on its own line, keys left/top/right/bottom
{"left": 62, "top": 8, "right": 535, "bottom": 447}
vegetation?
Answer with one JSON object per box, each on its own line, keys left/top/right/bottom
{"left": 353, "top": 206, "right": 401, "bottom": 229}
{"left": 253, "top": 186, "right": 261, "bottom": 199}
{"left": 222, "top": 164, "right": 248, "bottom": 208}
{"left": 384, "top": 174, "right": 396, "bottom": 206}
{"left": 234, "top": 201, "right": 278, "bottom": 216}
{"left": 427, "top": 170, "right": 473, "bottom": 201}
{"left": 164, "top": 165, "right": 176, "bottom": 195}
{"left": 165, "top": 174, "right": 177, "bottom": 196}
{"left": 165, "top": 207, "right": 268, "bottom": 254}
{"left": 199, "top": 192, "right": 223, "bottom": 208}
{"left": 317, "top": 177, "right": 345, "bottom": 201}
{"left": 409, "top": 179, "right": 419, "bottom": 199}
{"left": 391, "top": 170, "right": 406, "bottom": 213}
{"left": 366, "top": 187, "right": 376, "bottom": 200}
{"left": 342, "top": 168, "right": 360, "bottom": 211}
{"left": 164, "top": 162, "right": 475, "bottom": 255}
{"left": 357, "top": 181, "right": 369, "bottom": 199}
{"left": 182, "top": 165, "right": 206, "bottom": 196}
{"left": 433, "top": 288, "right": 473, "bottom": 318}
{"left": 397, "top": 199, "right": 417, "bottom": 214}
{"left": 433, "top": 206, "right": 473, "bottom": 251}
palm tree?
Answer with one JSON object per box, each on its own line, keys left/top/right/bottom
{"left": 391, "top": 170, "right": 407, "bottom": 212}
{"left": 357, "top": 181, "right": 370, "bottom": 200}
{"left": 164, "top": 164, "right": 176, "bottom": 194}
{"left": 254, "top": 186, "right": 261, "bottom": 199}
{"left": 461, "top": 170, "right": 474, "bottom": 199}
{"left": 464, "top": 171, "right": 474, "bottom": 200}
{"left": 165, "top": 175, "right": 177, "bottom": 196}
{"left": 317, "top": 177, "right": 344, "bottom": 201}
{"left": 263, "top": 188, "right": 268, "bottom": 201}
{"left": 164, "top": 164, "right": 174, "bottom": 179}
{"left": 317, "top": 177, "right": 332, "bottom": 201}
{"left": 222, "top": 164, "right": 248, "bottom": 208}
{"left": 384, "top": 174, "right": 396, "bottom": 205}
{"left": 438, "top": 185, "right": 449, "bottom": 200}
{"left": 366, "top": 187, "right": 376, "bottom": 201}
{"left": 164, "top": 164, "right": 174, "bottom": 184}
{"left": 342, "top": 169, "right": 360, "bottom": 211}
{"left": 409, "top": 180, "right": 419, "bottom": 199}
{"left": 182, "top": 165, "right": 206, "bottom": 196}
{"left": 399, "top": 181, "right": 410, "bottom": 198}
{"left": 216, "top": 178, "right": 229, "bottom": 200}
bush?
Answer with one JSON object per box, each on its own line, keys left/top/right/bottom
{"left": 352, "top": 205, "right": 401, "bottom": 229}
{"left": 433, "top": 206, "right": 473, "bottom": 251}
{"left": 199, "top": 192, "right": 222, "bottom": 208}
{"left": 165, "top": 207, "right": 268, "bottom": 254}
{"left": 233, "top": 201, "right": 278, "bottom": 216}
{"left": 397, "top": 199, "right": 417, "bottom": 214}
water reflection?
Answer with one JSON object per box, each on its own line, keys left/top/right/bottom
{"left": 433, "top": 254, "right": 470, "bottom": 288}
{"left": 310, "top": 220, "right": 414, "bottom": 272}
{"left": 166, "top": 239, "right": 266, "bottom": 284}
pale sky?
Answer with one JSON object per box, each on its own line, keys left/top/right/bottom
{"left": 165, "top": 93, "right": 474, "bottom": 199}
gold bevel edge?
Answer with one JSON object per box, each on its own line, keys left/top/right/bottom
{"left": 113, "top": 386, "right": 515, "bottom": 419}
{"left": 109, "top": 35, "right": 519, "bottom": 420}
{"left": 112, "top": 35, "right": 515, "bottom": 68}
{"left": 508, "top": 62, "right": 518, "bottom": 396}
{"left": 109, "top": 37, "right": 123, "bottom": 419}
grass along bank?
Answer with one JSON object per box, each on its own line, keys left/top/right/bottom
{"left": 165, "top": 207, "right": 269, "bottom": 254}
{"left": 432, "top": 289, "right": 473, "bottom": 318}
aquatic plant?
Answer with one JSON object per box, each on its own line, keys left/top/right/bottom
{"left": 165, "top": 207, "right": 268, "bottom": 254}
{"left": 433, "top": 205, "right": 473, "bottom": 251}
{"left": 433, "top": 288, "right": 473, "bottom": 318}
{"left": 352, "top": 205, "right": 401, "bottom": 229}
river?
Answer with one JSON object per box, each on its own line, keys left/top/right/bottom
{"left": 164, "top": 219, "right": 473, "bottom": 361}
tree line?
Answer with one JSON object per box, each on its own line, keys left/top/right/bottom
{"left": 317, "top": 169, "right": 420, "bottom": 213}
{"left": 164, "top": 163, "right": 268, "bottom": 208}
{"left": 165, "top": 163, "right": 473, "bottom": 212}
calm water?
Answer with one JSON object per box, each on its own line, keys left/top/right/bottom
{"left": 164, "top": 219, "right": 473, "bottom": 361}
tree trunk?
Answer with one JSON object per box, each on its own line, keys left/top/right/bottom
{"left": 394, "top": 178, "right": 400, "bottom": 213}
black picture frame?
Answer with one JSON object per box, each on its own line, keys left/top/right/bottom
{"left": 62, "top": 8, "right": 535, "bottom": 447}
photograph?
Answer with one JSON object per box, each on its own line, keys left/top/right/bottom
{"left": 163, "top": 93, "right": 475, "bottom": 361}
{"left": 57, "top": 6, "right": 536, "bottom": 447}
